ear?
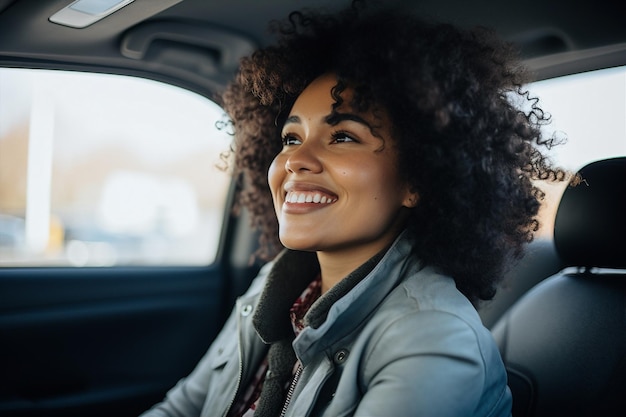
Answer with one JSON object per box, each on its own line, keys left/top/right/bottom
{"left": 402, "top": 189, "right": 419, "bottom": 208}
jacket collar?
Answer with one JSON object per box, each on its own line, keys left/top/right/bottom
{"left": 295, "top": 232, "right": 422, "bottom": 363}
{"left": 252, "top": 231, "right": 421, "bottom": 357}
{"left": 252, "top": 249, "right": 319, "bottom": 344}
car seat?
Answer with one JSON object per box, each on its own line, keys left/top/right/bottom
{"left": 491, "top": 156, "right": 626, "bottom": 417}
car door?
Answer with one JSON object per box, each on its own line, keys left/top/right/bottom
{"left": 0, "top": 58, "right": 259, "bottom": 417}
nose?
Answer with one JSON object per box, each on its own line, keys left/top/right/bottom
{"left": 285, "top": 141, "right": 323, "bottom": 174}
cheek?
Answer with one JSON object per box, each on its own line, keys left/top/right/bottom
{"left": 344, "top": 159, "right": 398, "bottom": 193}
{"left": 267, "top": 156, "right": 283, "bottom": 198}
{"left": 359, "top": 162, "right": 406, "bottom": 204}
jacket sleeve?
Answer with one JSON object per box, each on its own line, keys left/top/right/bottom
{"left": 354, "top": 310, "right": 511, "bottom": 417}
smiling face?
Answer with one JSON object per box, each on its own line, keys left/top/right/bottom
{"left": 268, "top": 74, "right": 418, "bottom": 265}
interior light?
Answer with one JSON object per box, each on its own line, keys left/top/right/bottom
{"left": 49, "top": 0, "right": 135, "bottom": 28}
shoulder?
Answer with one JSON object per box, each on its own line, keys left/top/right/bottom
{"left": 382, "top": 264, "right": 485, "bottom": 330}
{"left": 350, "top": 266, "right": 511, "bottom": 416}
{"left": 361, "top": 265, "right": 499, "bottom": 373}
{"left": 239, "top": 260, "right": 274, "bottom": 301}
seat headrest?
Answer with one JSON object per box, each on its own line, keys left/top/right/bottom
{"left": 554, "top": 157, "right": 626, "bottom": 269}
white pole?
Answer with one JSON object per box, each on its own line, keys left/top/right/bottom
{"left": 25, "top": 80, "right": 54, "bottom": 254}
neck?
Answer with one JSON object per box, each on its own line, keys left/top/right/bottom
{"left": 316, "top": 234, "right": 400, "bottom": 294}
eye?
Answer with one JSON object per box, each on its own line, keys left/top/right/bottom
{"left": 281, "top": 134, "right": 301, "bottom": 146}
{"left": 331, "top": 131, "right": 358, "bottom": 144}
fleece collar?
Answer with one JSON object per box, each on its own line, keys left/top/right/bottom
{"left": 252, "top": 231, "right": 415, "bottom": 345}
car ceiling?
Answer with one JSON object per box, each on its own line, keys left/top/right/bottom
{"left": 1, "top": 0, "right": 625, "bottom": 95}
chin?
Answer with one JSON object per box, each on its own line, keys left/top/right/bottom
{"left": 279, "top": 235, "right": 320, "bottom": 252}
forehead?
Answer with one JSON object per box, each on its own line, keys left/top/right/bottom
{"left": 286, "top": 73, "right": 388, "bottom": 131}
{"left": 288, "top": 73, "right": 340, "bottom": 117}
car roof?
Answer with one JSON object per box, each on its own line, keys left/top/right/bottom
{"left": 1, "top": 0, "right": 625, "bottom": 96}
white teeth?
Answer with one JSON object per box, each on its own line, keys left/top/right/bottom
{"left": 285, "top": 191, "right": 335, "bottom": 204}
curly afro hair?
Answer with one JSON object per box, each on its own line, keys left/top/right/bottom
{"left": 221, "top": 1, "right": 569, "bottom": 303}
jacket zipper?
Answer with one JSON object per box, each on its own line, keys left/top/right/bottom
{"left": 222, "top": 355, "right": 244, "bottom": 417}
{"left": 221, "top": 305, "right": 246, "bottom": 417}
{"left": 279, "top": 361, "right": 303, "bottom": 417}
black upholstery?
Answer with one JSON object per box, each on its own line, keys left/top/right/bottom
{"left": 554, "top": 157, "right": 626, "bottom": 269}
{"left": 492, "top": 157, "right": 626, "bottom": 417}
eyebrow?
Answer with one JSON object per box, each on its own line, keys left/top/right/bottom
{"left": 284, "top": 115, "right": 301, "bottom": 126}
{"left": 282, "top": 113, "right": 372, "bottom": 129}
{"left": 325, "top": 112, "right": 372, "bottom": 128}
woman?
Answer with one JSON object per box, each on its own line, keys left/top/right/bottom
{"left": 141, "top": 2, "right": 569, "bottom": 417}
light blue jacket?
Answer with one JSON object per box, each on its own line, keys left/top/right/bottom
{"left": 141, "top": 233, "right": 512, "bottom": 417}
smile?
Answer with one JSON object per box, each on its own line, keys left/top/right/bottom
{"left": 285, "top": 191, "right": 337, "bottom": 204}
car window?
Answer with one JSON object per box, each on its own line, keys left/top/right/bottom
{"left": 1, "top": 66, "right": 623, "bottom": 267}
{"left": 530, "top": 65, "right": 626, "bottom": 238}
{"left": 0, "top": 68, "right": 232, "bottom": 266}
